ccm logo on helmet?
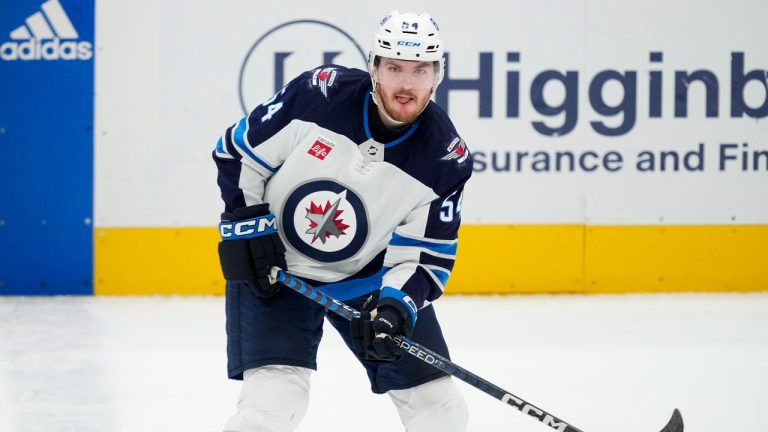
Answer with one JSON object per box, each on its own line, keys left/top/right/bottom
{"left": 220, "top": 215, "right": 278, "bottom": 240}
{"left": 397, "top": 41, "right": 421, "bottom": 47}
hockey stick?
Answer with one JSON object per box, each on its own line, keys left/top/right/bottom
{"left": 270, "top": 268, "right": 683, "bottom": 432}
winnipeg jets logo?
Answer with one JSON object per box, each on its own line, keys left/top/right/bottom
{"left": 311, "top": 66, "right": 338, "bottom": 98}
{"left": 305, "top": 191, "right": 350, "bottom": 244}
{"left": 282, "top": 180, "right": 369, "bottom": 262}
{"left": 440, "top": 137, "right": 469, "bottom": 164}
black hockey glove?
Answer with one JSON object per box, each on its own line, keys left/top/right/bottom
{"left": 217, "top": 203, "right": 286, "bottom": 298}
{"left": 350, "top": 287, "right": 418, "bottom": 362}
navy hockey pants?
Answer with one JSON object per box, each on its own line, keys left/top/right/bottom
{"left": 225, "top": 280, "right": 450, "bottom": 393}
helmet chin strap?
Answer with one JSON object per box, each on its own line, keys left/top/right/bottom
{"left": 370, "top": 81, "right": 433, "bottom": 130}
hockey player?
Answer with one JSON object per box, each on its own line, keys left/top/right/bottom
{"left": 214, "top": 10, "right": 472, "bottom": 432}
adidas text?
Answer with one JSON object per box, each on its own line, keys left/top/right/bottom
{"left": 1, "top": 39, "right": 92, "bottom": 61}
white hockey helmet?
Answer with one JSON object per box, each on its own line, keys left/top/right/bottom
{"left": 368, "top": 11, "right": 445, "bottom": 88}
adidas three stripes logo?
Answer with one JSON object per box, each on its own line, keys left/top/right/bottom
{"left": 1, "top": 0, "right": 93, "bottom": 61}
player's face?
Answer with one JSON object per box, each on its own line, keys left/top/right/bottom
{"left": 374, "top": 58, "right": 435, "bottom": 124}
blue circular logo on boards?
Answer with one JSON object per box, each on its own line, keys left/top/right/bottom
{"left": 238, "top": 19, "right": 367, "bottom": 114}
{"left": 281, "top": 180, "right": 369, "bottom": 262}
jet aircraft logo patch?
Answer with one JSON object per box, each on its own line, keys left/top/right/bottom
{"left": 282, "top": 180, "right": 368, "bottom": 262}
{"left": 305, "top": 196, "right": 350, "bottom": 244}
{"left": 440, "top": 137, "right": 469, "bottom": 164}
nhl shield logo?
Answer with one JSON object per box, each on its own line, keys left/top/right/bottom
{"left": 281, "top": 180, "right": 369, "bottom": 262}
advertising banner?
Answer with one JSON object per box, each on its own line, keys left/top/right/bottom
{"left": 0, "top": 0, "right": 94, "bottom": 294}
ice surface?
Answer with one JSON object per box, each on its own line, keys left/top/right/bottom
{"left": 1, "top": 293, "right": 767, "bottom": 432}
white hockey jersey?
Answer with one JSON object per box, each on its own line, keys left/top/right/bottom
{"left": 213, "top": 65, "right": 472, "bottom": 308}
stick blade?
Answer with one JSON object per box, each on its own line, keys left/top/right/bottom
{"left": 659, "top": 409, "right": 683, "bottom": 432}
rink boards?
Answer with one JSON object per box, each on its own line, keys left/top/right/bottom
{"left": 92, "top": 225, "right": 768, "bottom": 295}
{"left": 2, "top": 0, "right": 767, "bottom": 295}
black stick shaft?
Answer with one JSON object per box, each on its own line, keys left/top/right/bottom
{"left": 275, "top": 269, "right": 584, "bottom": 432}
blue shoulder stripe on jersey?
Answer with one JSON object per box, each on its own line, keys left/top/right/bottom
{"left": 362, "top": 92, "right": 421, "bottom": 148}
{"left": 215, "top": 137, "right": 234, "bottom": 158}
{"left": 389, "top": 232, "right": 458, "bottom": 256}
{"left": 232, "top": 117, "right": 277, "bottom": 173}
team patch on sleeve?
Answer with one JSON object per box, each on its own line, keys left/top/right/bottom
{"left": 309, "top": 67, "right": 338, "bottom": 98}
{"left": 440, "top": 137, "right": 469, "bottom": 163}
